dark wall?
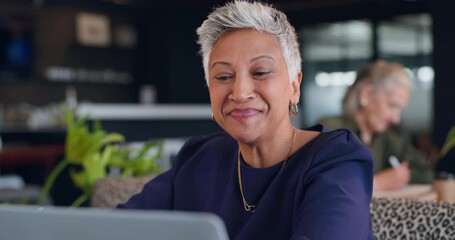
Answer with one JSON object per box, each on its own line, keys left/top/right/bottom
{"left": 168, "top": 8, "right": 209, "bottom": 103}
{"left": 137, "top": 4, "right": 210, "bottom": 103}
{"left": 430, "top": 0, "right": 455, "bottom": 147}
{"left": 134, "top": 4, "right": 171, "bottom": 104}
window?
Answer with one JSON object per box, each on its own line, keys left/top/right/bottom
{"left": 300, "top": 20, "right": 372, "bottom": 126}
{"left": 299, "top": 13, "right": 433, "bottom": 133}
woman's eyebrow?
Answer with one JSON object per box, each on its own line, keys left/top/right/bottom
{"left": 210, "top": 55, "right": 275, "bottom": 69}
{"left": 250, "top": 55, "right": 275, "bottom": 63}
{"left": 210, "top": 61, "right": 231, "bottom": 70}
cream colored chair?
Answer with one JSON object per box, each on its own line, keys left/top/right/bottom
{"left": 90, "top": 175, "right": 155, "bottom": 208}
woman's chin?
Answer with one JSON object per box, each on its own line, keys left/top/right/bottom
{"left": 374, "top": 125, "right": 388, "bottom": 133}
{"left": 226, "top": 128, "right": 261, "bottom": 144}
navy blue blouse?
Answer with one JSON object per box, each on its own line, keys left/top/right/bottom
{"left": 118, "top": 125, "right": 375, "bottom": 239}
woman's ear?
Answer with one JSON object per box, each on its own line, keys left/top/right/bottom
{"left": 359, "top": 83, "right": 374, "bottom": 106}
{"left": 290, "top": 71, "right": 302, "bottom": 103}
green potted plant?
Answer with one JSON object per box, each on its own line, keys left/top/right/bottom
{"left": 440, "top": 125, "right": 455, "bottom": 159}
{"left": 434, "top": 125, "right": 455, "bottom": 202}
{"left": 38, "top": 107, "right": 163, "bottom": 207}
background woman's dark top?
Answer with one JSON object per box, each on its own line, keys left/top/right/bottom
{"left": 320, "top": 115, "right": 433, "bottom": 184}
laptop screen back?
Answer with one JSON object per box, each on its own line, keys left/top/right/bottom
{"left": 0, "top": 205, "right": 229, "bottom": 240}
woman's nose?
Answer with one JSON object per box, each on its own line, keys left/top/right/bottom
{"left": 229, "top": 74, "right": 255, "bottom": 102}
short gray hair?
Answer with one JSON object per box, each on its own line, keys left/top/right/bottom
{"left": 342, "top": 60, "right": 413, "bottom": 116}
{"left": 196, "top": 0, "right": 301, "bottom": 86}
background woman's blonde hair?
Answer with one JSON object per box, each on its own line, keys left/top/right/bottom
{"left": 342, "top": 60, "right": 413, "bottom": 116}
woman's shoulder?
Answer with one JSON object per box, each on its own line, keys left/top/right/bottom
{"left": 298, "top": 125, "right": 373, "bottom": 177}
{"left": 176, "top": 131, "right": 235, "bottom": 159}
{"left": 304, "top": 124, "right": 371, "bottom": 159}
{"left": 305, "top": 124, "right": 359, "bottom": 141}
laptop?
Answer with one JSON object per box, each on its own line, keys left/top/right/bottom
{"left": 0, "top": 204, "right": 229, "bottom": 240}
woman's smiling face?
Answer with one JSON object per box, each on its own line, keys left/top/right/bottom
{"left": 208, "top": 29, "right": 301, "bottom": 143}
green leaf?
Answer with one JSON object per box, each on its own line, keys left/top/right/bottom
{"left": 64, "top": 110, "right": 124, "bottom": 164}
{"left": 70, "top": 169, "right": 89, "bottom": 192}
{"left": 124, "top": 141, "right": 163, "bottom": 176}
{"left": 41, "top": 106, "right": 164, "bottom": 207}
{"left": 440, "top": 126, "right": 455, "bottom": 158}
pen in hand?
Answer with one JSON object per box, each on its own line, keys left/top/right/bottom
{"left": 388, "top": 155, "right": 400, "bottom": 168}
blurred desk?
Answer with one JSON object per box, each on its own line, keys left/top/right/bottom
{"left": 373, "top": 184, "right": 437, "bottom": 201}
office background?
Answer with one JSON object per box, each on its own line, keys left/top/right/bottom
{"left": 0, "top": 0, "right": 453, "bottom": 157}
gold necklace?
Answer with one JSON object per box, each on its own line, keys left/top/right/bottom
{"left": 237, "top": 128, "right": 297, "bottom": 213}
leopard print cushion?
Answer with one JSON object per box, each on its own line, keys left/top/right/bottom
{"left": 370, "top": 197, "right": 455, "bottom": 240}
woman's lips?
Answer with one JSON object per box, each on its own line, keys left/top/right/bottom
{"left": 229, "top": 108, "right": 261, "bottom": 118}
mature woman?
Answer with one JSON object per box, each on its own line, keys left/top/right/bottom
{"left": 320, "top": 60, "right": 433, "bottom": 191}
{"left": 119, "top": 1, "right": 375, "bottom": 239}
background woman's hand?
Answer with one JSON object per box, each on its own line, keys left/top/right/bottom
{"left": 373, "top": 161, "right": 411, "bottom": 191}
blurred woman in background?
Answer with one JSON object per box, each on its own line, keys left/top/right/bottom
{"left": 319, "top": 60, "right": 433, "bottom": 191}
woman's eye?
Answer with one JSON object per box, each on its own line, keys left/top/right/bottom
{"left": 215, "top": 74, "right": 232, "bottom": 81}
{"left": 253, "top": 71, "right": 270, "bottom": 77}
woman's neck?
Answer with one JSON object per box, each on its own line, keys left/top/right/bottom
{"left": 354, "top": 113, "right": 373, "bottom": 145}
{"left": 239, "top": 125, "right": 297, "bottom": 168}
{"left": 238, "top": 125, "right": 320, "bottom": 168}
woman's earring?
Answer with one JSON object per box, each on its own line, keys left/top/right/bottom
{"left": 211, "top": 113, "right": 215, "bottom": 121}
{"left": 290, "top": 104, "right": 299, "bottom": 116}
